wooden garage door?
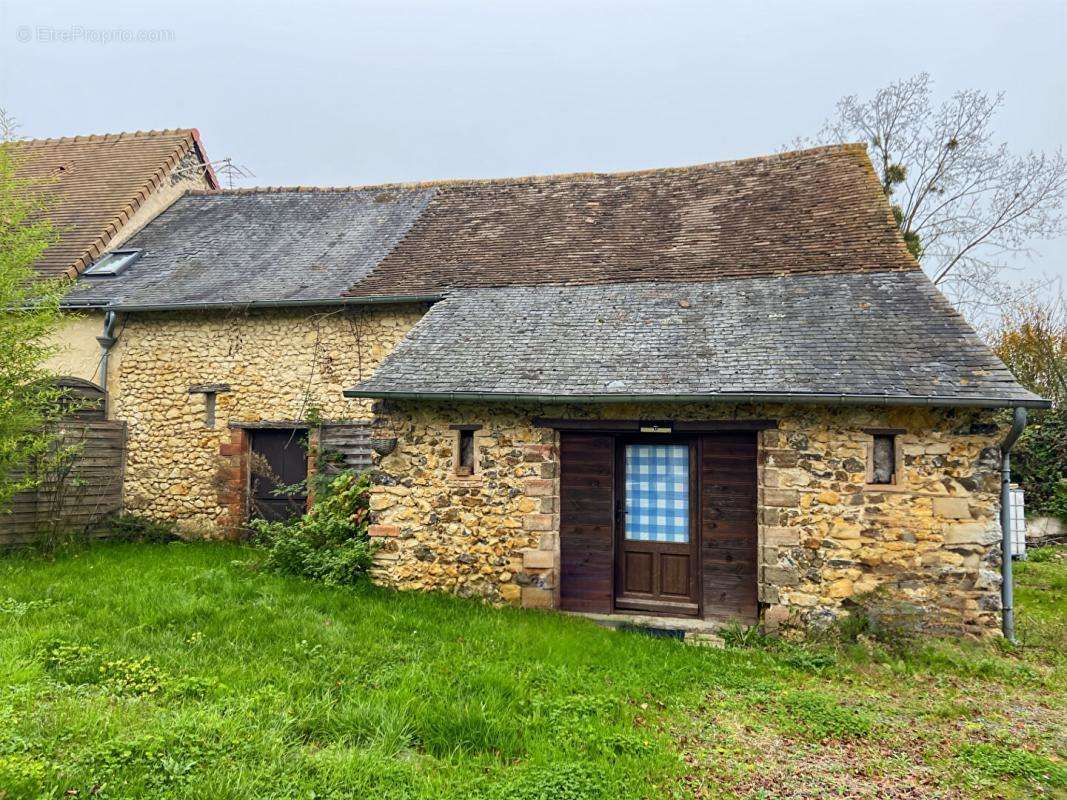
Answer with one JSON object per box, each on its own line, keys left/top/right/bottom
{"left": 699, "top": 432, "right": 759, "bottom": 622}
{"left": 559, "top": 433, "right": 615, "bottom": 612}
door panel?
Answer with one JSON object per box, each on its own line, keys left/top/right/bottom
{"left": 623, "top": 551, "right": 654, "bottom": 593}
{"left": 615, "top": 440, "right": 699, "bottom": 614}
{"left": 699, "top": 433, "right": 758, "bottom": 622}
{"left": 249, "top": 428, "right": 309, "bottom": 522}
{"left": 559, "top": 433, "right": 616, "bottom": 612}
{"left": 660, "top": 553, "right": 691, "bottom": 597}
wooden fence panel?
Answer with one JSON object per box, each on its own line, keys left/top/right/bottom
{"left": 0, "top": 419, "right": 126, "bottom": 547}
{"left": 319, "top": 421, "right": 373, "bottom": 474}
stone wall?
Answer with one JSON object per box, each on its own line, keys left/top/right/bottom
{"left": 368, "top": 401, "right": 1007, "bottom": 635}
{"left": 106, "top": 304, "right": 426, "bottom": 532}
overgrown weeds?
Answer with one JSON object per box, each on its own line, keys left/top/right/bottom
{"left": 250, "top": 470, "right": 376, "bottom": 586}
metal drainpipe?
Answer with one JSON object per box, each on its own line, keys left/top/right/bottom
{"left": 95, "top": 311, "right": 119, "bottom": 415}
{"left": 1000, "top": 406, "right": 1028, "bottom": 642}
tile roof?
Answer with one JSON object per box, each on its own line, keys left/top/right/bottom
{"left": 64, "top": 188, "right": 436, "bottom": 308}
{"left": 343, "top": 143, "right": 918, "bottom": 297}
{"left": 10, "top": 129, "right": 216, "bottom": 279}
{"left": 345, "top": 273, "right": 1049, "bottom": 408}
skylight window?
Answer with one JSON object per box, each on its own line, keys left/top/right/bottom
{"left": 84, "top": 249, "right": 143, "bottom": 277}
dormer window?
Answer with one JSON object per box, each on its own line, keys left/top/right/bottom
{"left": 84, "top": 249, "right": 143, "bottom": 277}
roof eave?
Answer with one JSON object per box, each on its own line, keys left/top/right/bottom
{"left": 341, "top": 388, "right": 1053, "bottom": 410}
{"left": 60, "top": 293, "right": 444, "bottom": 312}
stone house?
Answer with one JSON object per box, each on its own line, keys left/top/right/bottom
{"left": 60, "top": 144, "right": 1049, "bottom": 635}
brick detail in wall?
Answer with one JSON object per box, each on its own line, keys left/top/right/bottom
{"left": 215, "top": 427, "right": 249, "bottom": 536}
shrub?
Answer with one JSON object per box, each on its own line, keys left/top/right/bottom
{"left": 1012, "top": 408, "right": 1067, "bottom": 523}
{"left": 251, "top": 471, "right": 375, "bottom": 586}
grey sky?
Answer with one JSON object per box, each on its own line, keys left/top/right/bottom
{"left": 2, "top": 0, "right": 1064, "bottom": 286}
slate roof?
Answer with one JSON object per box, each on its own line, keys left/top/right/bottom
{"left": 345, "top": 273, "right": 1049, "bottom": 408}
{"left": 344, "top": 143, "right": 918, "bottom": 298}
{"left": 64, "top": 188, "right": 436, "bottom": 308}
{"left": 10, "top": 129, "right": 216, "bottom": 279}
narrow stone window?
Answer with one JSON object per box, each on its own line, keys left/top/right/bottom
{"left": 451, "top": 424, "right": 481, "bottom": 476}
{"left": 870, "top": 434, "right": 896, "bottom": 484}
{"left": 188, "top": 383, "right": 230, "bottom": 430}
{"left": 458, "top": 429, "right": 475, "bottom": 475}
{"left": 203, "top": 392, "right": 217, "bottom": 428}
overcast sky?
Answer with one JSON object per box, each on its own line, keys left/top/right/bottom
{"left": 2, "top": 0, "right": 1064, "bottom": 287}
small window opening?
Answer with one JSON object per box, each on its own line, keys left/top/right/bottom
{"left": 83, "top": 249, "right": 143, "bottom": 277}
{"left": 870, "top": 434, "right": 896, "bottom": 485}
{"left": 457, "top": 428, "right": 475, "bottom": 475}
{"left": 203, "top": 392, "right": 217, "bottom": 428}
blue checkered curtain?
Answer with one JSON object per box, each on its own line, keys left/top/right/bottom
{"left": 624, "top": 444, "right": 690, "bottom": 543}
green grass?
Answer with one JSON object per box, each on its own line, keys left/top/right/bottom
{"left": 1, "top": 543, "right": 1064, "bottom": 799}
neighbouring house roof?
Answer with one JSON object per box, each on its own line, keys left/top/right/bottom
{"left": 343, "top": 274, "right": 1048, "bottom": 408}
{"left": 11, "top": 129, "right": 217, "bottom": 279}
{"left": 64, "top": 188, "right": 436, "bottom": 309}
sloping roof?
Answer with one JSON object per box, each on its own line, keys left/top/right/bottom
{"left": 345, "top": 273, "right": 1049, "bottom": 408}
{"left": 65, "top": 143, "right": 916, "bottom": 308}
{"left": 11, "top": 129, "right": 216, "bottom": 279}
{"left": 343, "top": 143, "right": 918, "bottom": 297}
{"left": 64, "top": 188, "right": 436, "bottom": 308}
{"left": 58, "top": 141, "right": 1045, "bottom": 407}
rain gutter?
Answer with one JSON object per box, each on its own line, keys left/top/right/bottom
{"left": 999, "top": 407, "right": 1028, "bottom": 642}
{"left": 341, "top": 389, "right": 1052, "bottom": 410}
{"left": 95, "top": 310, "right": 119, "bottom": 412}
{"left": 62, "top": 294, "right": 444, "bottom": 313}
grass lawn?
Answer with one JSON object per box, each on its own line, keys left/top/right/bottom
{"left": 0, "top": 544, "right": 1064, "bottom": 799}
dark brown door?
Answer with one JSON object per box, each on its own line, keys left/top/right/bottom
{"left": 559, "top": 433, "right": 616, "bottom": 612}
{"left": 699, "top": 433, "right": 759, "bottom": 622}
{"left": 614, "top": 438, "right": 700, "bottom": 616}
{"left": 249, "top": 428, "right": 309, "bottom": 522}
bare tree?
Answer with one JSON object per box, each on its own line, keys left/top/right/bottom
{"left": 801, "top": 74, "right": 1067, "bottom": 318}
{"left": 0, "top": 108, "right": 22, "bottom": 141}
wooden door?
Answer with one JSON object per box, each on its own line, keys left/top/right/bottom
{"left": 614, "top": 439, "right": 699, "bottom": 616}
{"left": 249, "top": 428, "right": 309, "bottom": 522}
{"left": 699, "top": 432, "right": 758, "bottom": 622}
{"left": 559, "top": 433, "right": 615, "bottom": 612}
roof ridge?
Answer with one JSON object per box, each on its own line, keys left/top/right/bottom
{"left": 15, "top": 128, "right": 197, "bottom": 146}
{"left": 183, "top": 143, "right": 869, "bottom": 196}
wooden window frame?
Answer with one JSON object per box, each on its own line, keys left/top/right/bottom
{"left": 450, "top": 424, "right": 482, "bottom": 477}
{"left": 862, "top": 428, "right": 906, "bottom": 491}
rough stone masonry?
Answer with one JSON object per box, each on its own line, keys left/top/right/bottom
{"left": 367, "top": 401, "right": 1007, "bottom": 636}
